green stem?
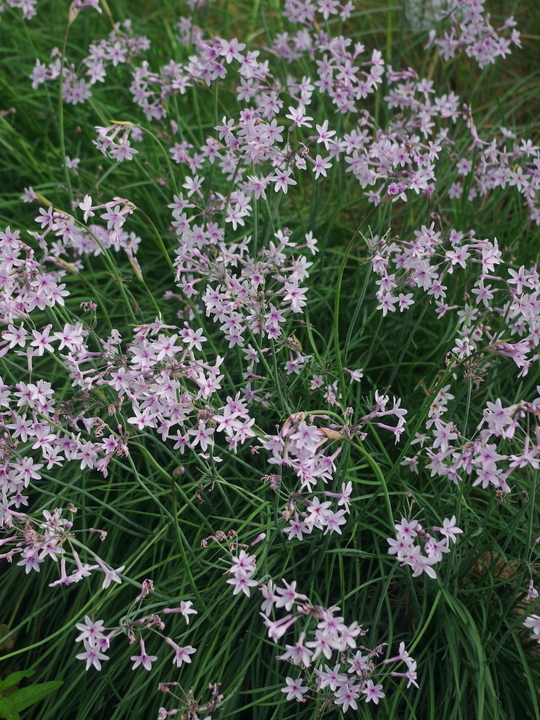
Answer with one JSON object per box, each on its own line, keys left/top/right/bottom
{"left": 58, "top": 23, "right": 73, "bottom": 208}
{"left": 351, "top": 439, "right": 394, "bottom": 528}
{"left": 71, "top": 217, "right": 139, "bottom": 324}
{"left": 135, "top": 207, "right": 175, "bottom": 273}
{"left": 140, "top": 126, "right": 179, "bottom": 195}
{"left": 333, "top": 203, "right": 381, "bottom": 400}
{"left": 128, "top": 447, "right": 208, "bottom": 611}
{"left": 220, "top": 160, "right": 243, "bottom": 228}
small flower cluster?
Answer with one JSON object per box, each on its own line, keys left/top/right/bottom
{"left": 94, "top": 321, "right": 257, "bottom": 459}
{"left": 157, "top": 682, "right": 222, "bottom": 720}
{"left": 226, "top": 548, "right": 259, "bottom": 597}
{"left": 93, "top": 123, "right": 141, "bottom": 163}
{"left": 33, "top": 197, "right": 139, "bottom": 261}
{"left": 262, "top": 399, "right": 406, "bottom": 539}
{"left": 30, "top": 18, "right": 149, "bottom": 104}
{"left": 263, "top": 414, "right": 343, "bottom": 495}
{"left": 281, "top": 0, "right": 355, "bottom": 25}
{"left": 176, "top": 222, "right": 315, "bottom": 356}
{"left": 368, "top": 226, "right": 504, "bottom": 319}
{"left": 387, "top": 516, "right": 462, "bottom": 579}
{"left": 403, "top": 386, "right": 540, "bottom": 493}
{"left": 0, "top": 226, "right": 69, "bottom": 326}
{"left": 75, "top": 593, "right": 198, "bottom": 672}
{"left": 447, "top": 125, "right": 540, "bottom": 225}
{"left": 0, "top": 507, "right": 73, "bottom": 575}
{"left": 259, "top": 578, "right": 417, "bottom": 711}
{"left": 0, "top": 506, "right": 125, "bottom": 588}
{"left": 370, "top": 225, "right": 540, "bottom": 387}
{"left": 0, "top": 0, "right": 37, "bottom": 20}
{"left": 430, "top": 0, "right": 520, "bottom": 68}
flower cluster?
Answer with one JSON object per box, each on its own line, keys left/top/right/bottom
{"left": 27, "top": 0, "right": 532, "bottom": 227}
{"left": 430, "top": 0, "right": 520, "bottom": 68}
{"left": 387, "top": 516, "right": 462, "bottom": 579}
{"left": 93, "top": 124, "right": 141, "bottom": 163}
{"left": 0, "top": 506, "right": 126, "bottom": 589}
{"left": 30, "top": 18, "right": 149, "bottom": 104}
{"left": 447, "top": 125, "right": 540, "bottom": 225}
{"left": 1, "top": 0, "right": 37, "bottom": 20}
{"left": 0, "top": 226, "right": 69, "bottom": 326}
{"left": 368, "top": 222, "right": 540, "bottom": 393}
{"left": 75, "top": 595, "right": 198, "bottom": 672}
{"left": 0, "top": 217, "right": 146, "bottom": 522}
{"left": 44, "top": 197, "right": 138, "bottom": 258}
{"left": 402, "top": 386, "right": 540, "bottom": 493}
{"left": 259, "top": 578, "right": 416, "bottom": 711}
{"left": 261, "top": 397, "right": 406, "bottom": 539}
{"left": 226, "top": 548, "right": 258, "bottom": 597}
{"left": 176, "top": 221, "right": 315, "bottom": 355}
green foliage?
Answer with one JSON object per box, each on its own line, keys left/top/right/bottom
{"left": 0, "top": 671, "right": 63, "bottom": 720}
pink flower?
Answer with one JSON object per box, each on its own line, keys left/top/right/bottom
{"left": 362, "top": 679, "right": 385, "bottom": 704}
{"left": 285, "top": 104, "right": 313, "bottom": 129}
{"left": 226, "top": 571, "right": 258, "bottom": 597}
{"left": 281, "top": 676, "right": 308, "bottom": 702}
{"left": 162, "top": 600, "right": 198, "bottom": 624}
{"left": 76, "top": 640, "right": 110, "bottom": 671}
{"left": 219, "top": 38, "right": 246, "bottom": 64}
{"left": 164, "top": 638, "right": 197, "bottom": 667}
{"left": 130, "top": 639, "right": 158, "bottom": 671}
{"left": 434, "top": 516, "right": 463, "bottom": 544}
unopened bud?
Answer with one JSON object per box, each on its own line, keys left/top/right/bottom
{"left": 250, "top": 533, "right": 266, "bottom": 546}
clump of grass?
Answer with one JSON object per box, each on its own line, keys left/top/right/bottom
{"left": 0, "top": 1, "right": 540, "bottom": 719}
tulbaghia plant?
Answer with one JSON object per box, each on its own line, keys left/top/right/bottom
{"left": 1, "top": 0, "right": 540, "bottom": 718}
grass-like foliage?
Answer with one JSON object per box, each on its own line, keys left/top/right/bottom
{"left": 1, "top": 0, "right": 540, "bottom": 718}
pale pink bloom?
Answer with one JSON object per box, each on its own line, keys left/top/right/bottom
{"left": 130, "top": 639, "right": 158, "bottom": 671}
